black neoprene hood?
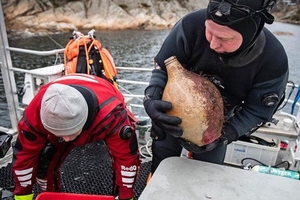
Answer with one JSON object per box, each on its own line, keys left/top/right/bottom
{"left": 206, "top": 0, "right": 276, "bottom": 56}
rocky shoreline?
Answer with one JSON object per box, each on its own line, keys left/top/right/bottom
{"left": 2, "top": 0, "right": 204, "bottom": 38}
{"left": 272, "top": 2, "right": 300, "bottom": 25}
{"left": 2, "top": 0, "right": 299, "bottom": 39}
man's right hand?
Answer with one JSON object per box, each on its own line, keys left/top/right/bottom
{"left": 144, "top": 99, "right": 182, "bottom": 140}
{"left": 143, "top": 69, "right": 182, "bottom": 140}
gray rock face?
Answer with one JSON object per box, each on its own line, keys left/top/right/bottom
{"left": 3, "top": 0, "right": 299, "bottom": 37}
{"left": 2, "top": 0, "right": 207, "bottom": 36}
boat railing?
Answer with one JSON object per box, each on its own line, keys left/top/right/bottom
{"left": 2, "top": 46, "right": 300, "bottom": 131}
{"left": 2, "top": 45, "right": 300, "bottom": 127}
{"left": 6, "top": 47, "right": 65, "bottom": 56}
{"left": 0, "top": 45, "right": 152, "bottom": 134}
{"left": 2, "top": 44, "right": 300, "bottom": 172}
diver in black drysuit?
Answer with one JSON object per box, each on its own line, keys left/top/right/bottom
{"left": 144, "top": 1, "right": 289, "bottom": 174}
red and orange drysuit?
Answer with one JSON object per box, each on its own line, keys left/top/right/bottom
{"left": 12, "top": 74, "right": 140, "bottom": 200}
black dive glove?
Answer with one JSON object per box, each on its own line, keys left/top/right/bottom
{"left": 143, "top": 69, "right": 182, "bottom": 140}
{"left": 150, "top": 121, "right": 165, "bottom": 140}
{"left": 178, "top": 123, "right": 238, "bottom": 154}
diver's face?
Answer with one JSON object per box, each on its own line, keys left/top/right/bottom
{"left": 205, "top": 19, "right": 242, "bottom": 54}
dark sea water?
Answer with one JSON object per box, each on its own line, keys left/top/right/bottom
{"left": 1, "top": 22, "right": 300, "bottom": 128}
{"left": 0, "top": 29, "right": 170, "bottom": 128}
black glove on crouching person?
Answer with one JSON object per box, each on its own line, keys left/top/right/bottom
{"left": 143, "top": 69, "right": 183, "bottom": 140}
{"left": 178, "top": 122, "right": 239, "bottom": 154}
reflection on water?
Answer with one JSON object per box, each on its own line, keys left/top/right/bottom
{"left": 1, "top": 22, "right": 300, "bottom": 128}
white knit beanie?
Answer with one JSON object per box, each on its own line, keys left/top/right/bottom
{"left": 40, "top": 83, "right": 88, "bottom": 136}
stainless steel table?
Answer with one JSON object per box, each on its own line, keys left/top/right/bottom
{"left": 139, "top": 157, "right": 300, "bottom": 200}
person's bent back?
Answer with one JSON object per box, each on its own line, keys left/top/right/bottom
{"left": 12, "top": 74, "right": 140, "bottom": 200}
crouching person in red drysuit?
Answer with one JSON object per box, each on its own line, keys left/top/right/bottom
{"left": 12, "top": 74, "right": 140, "bottom": 200}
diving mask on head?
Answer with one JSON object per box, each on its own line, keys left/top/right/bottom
{"left": 207, "top": 0, "right": 275, "bottom": 25}
{"left": 206, "top": 0, "right": 276, "bottom": 64}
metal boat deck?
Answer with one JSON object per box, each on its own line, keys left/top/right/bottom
{"left": 0, "top": 142, "right": 152, "bottom": 199}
